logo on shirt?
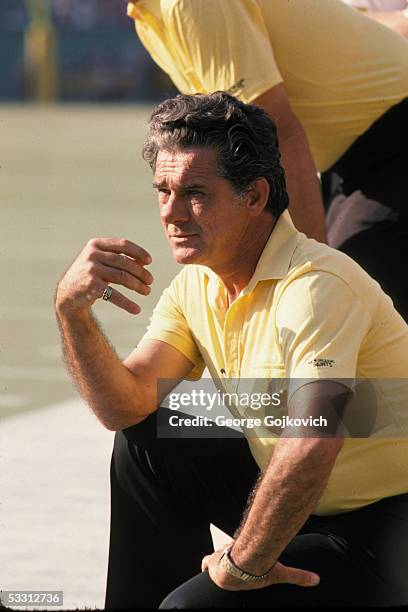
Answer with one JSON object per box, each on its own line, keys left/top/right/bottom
{"left": 227, "top": 78, "right": 245, "bottom": 96}
{"left": 307, "top": 358, "right": 335, "bottom": 368}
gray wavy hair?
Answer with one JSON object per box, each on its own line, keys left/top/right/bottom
{"left": 142, "top": 91, "right": 289, "bottom": 216}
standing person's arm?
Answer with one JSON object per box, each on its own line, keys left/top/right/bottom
{"left": 254, "top": 85, "right": 326, "bottom": 243}
{"left": 55, "top": 237, "right": 196, "bottom": 431}
{"left": 156, "top": 1, "right": 327, "bottom": 242}
{"left": 363, "top": 9, "right": 408, "bottom": 37}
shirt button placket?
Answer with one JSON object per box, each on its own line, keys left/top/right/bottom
{"left": 224, "top": 301, "right": 241, "bottom": 380}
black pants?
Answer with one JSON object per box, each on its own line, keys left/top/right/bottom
{"left": 104, "top": 408, "right": 408, "bottom": 609}
{"left": 322, "top": 97, "right": 408, "bottom": 322}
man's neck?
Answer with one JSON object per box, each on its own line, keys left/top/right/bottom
{"left": 214, "top": 214, "right": 277, "bottom": 304}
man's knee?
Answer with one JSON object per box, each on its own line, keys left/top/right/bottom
{"left": 111, "top": 409, "right": 160, "bottom": 471}
{"left": 159, "top": 588, "right": 195, "bottom": 610}
{"left": 158, "top": 572, "right": 243, "bottom": 609}
{"left": 110, "top": 429, "right": 134, "bottom": 483}
{"left": 109, "top": 416, "right": 163, "bottom": 500}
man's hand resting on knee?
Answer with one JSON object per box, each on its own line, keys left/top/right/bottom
{"left": 201, "top": 541, "right": 320, "bottom": 591}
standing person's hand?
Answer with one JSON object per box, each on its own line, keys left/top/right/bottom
{"left": 55, "top": 238, "right": 153, "bottom": 315}
{"left": 377, "top": 10, "right": 408, "bottom": 38}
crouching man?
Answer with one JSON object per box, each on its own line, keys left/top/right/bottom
{"left": 55, "top": 92, "right": 408, "bottom": 608}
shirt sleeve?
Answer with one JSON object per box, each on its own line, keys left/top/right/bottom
{"left": 275, "top": 271, "right": 372, "bottom": 399}
{"left": 162, "top": 0, "right": 283, "bottom": 101}
{"left": 138, "top": 273, "right": 206, "bottom": 381}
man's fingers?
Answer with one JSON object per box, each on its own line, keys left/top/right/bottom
{"left": 94, "top": 262, "right": 151, "bottom": 295}
{"left": 201, "top": 555, "right": 210, "bottom": 572}
{"left": 275, "top": 562, "right": 320, "bottom": 587}
{"left": 56, "top": 238, "right": 152, "bottom": 313}
{"left": 88, "top": 237, "right": 152, "bottom": 265}
{"left": 95, "top": 251, "right": 154, "bottom": 286}
{"left": 102, "top": 286, "right": 141, "bottom": 315}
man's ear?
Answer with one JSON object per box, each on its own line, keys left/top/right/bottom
{"left": 246, "top": 177, "right": 270, "bottom": 215}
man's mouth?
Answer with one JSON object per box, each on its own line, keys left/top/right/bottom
{"left": 169, "top": 233, "right": 198, "bottom": 240}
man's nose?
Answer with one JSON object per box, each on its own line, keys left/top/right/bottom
{"left": 160, "top": 193, "right": 190, "bottom": 224}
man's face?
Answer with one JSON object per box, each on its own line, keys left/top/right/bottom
{"left": 153, "top": 148, "right": 251, "bottom": 268}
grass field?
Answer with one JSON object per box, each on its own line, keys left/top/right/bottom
{"left": 0, "top": 104, "right": 181, "bottom": 419}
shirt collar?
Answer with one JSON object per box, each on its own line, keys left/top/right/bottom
{"left": 127, "top": 1, "right": 161, "bottom": 21}
{"left": 199, "top": 210, "right": 301, "bottom": 295}
{"left": 127, "top": 2, "right": 143, "bottom": 20}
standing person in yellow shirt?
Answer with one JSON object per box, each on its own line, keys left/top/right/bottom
{"left": 126, "top": 0, "right": 408, "bottom": 321}
{"left": 55, "top": 92, "right": 408, "bottom": 608}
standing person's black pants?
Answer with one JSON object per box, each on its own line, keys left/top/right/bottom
{"left": 104, "top": 408, "right": 408, "bottom": 609}
{"left": 322, "top": 97, "right": 408, "bottom": 322}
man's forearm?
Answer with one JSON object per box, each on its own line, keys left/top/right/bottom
{"left": 279, "top": 128, "right": 327, "bottom": 243}
{"left": 231, "top": 437, "right": 340, "bottom": 575}
{"left": 56, "top": 306, "right": 152, "bottom": 430}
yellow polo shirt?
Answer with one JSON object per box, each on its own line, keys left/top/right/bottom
{"left": 139, "top": 211, "right": 408, "bottom": 515}
{"left": 127, "top": 0, "right": 408, "bottom": 171}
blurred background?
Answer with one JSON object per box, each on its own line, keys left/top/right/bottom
{"left": 1, "top": 0, "right": 177, "bottom": 103}
{"left": 1, "top": 2, "right": 230, "bottom": 611}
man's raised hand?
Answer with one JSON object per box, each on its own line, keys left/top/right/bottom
{"left": 55, "top": 238, "right": 153, "bottom": 315}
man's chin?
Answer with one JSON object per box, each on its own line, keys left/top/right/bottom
{"left": 172, "top": 245, "right": 204, "bottom": 265}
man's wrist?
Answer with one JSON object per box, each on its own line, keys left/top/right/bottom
{"left": 55, "top": 294, "right": 92, "bottom": 321}
{"left": 220, "top": 547, "right": 272, "bottom": 583}
{"left": 227, "top": 543, "right": 275, "bottom": 578}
